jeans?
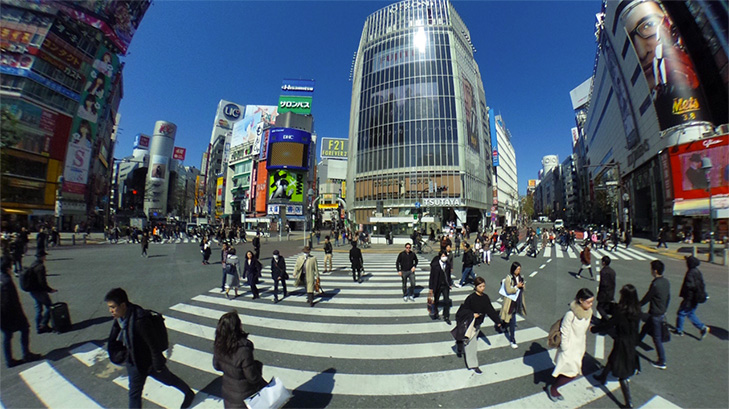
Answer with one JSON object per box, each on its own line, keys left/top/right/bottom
{"left": 127, "top": 364, "right": 192, "bottom": 409}
{"left": 675, "top": 301, "right": 705, "bottom": 333}
{"left": 401, "top": 270, "right": 416, "bottom": 297}
{"left": 459, "top": 267, "right": 474, "bottom": 286}
{"left": 2, "top": 327, "right": 30, "bottom": 362}
{"left": 507, "top": 314, "right": 517, "bottom": 343}
{"left": 640, "top": 314, "right": 666, "bottom": 364}
{"left": 29, "top": 291, "right": 51, "bottom": 329}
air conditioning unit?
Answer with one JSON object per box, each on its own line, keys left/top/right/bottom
{"left": 716, "top": 124, "right": 729, "bottom": 135}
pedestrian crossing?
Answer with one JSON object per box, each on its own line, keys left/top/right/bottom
{"left": 13, "top": 251, "right": 662, "bottom": 408}
{"left": 506, "top": 243, "right": 653, "bottom": 261}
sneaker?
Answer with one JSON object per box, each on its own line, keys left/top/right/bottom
{"left": 672, "top": 329, "right": 684, "bottom": 336}
{"left": 408, "top": 295, "right": 415, "bottom": 301}
{"left": 700, "top": 327, "right": 710, "bottom": 340}
{"left": 472, "top": 367, "right": 483, "bottom": 374}
{"left": 454, "top": 283, "right": 462, "bottom": 288}
{"left": 651, "top": 361, "right": 667, "bottom": 370}
{"left": 510, "top": 342, "right": 518, "bottom": 349}
{"left": 403, "top": 296, "right": 408, "bottom": 302}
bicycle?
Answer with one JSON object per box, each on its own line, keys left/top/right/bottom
{"left": 417, "top": 239, "right": 433, "bottom": 254}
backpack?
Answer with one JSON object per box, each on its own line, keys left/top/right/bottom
{"left": 145, "top": 310, "right": 169, "bottom": 352}
{"left": 19, "top": 266, "right": 38, "bottom": 292}
{"left": 547, "top": 318, "right": 563, "bottom": 348}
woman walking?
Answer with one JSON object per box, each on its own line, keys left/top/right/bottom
{"left": 140, "top": 232, "right": 149, "bottom": 258}
{"left": 592, "top": 284, "right": 641, "bottom": 408}
{"left": 213, "top": 311, "right": 267, "bottom": 408}
{"left": 452, "top": 277, "right": 503, "bottom": 373}
{"left": 547, "top": 288, "right": 594, "bottom": 402}
{"left": 500, "top": 262, "right": 526, "bottom": 349}
{"left": 201, "top": 238, "right": 212, "bottom": 265}
{"left": 224, "top": 248, "right": 241, "bottom": 299}
{"left": 242, "top": 251, "right": 262, "bottom": 299}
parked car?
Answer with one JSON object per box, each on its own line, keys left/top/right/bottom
{"left": 554, "top": 219, "right": 564, "bottom": 229}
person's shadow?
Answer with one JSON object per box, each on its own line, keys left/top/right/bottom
{"left": 523, "top": 342, "right": 553, "bottom": 385}
{"left": 72, "top": 315, "right": 114, "bottom": 331}
{"left": 285, "top": 367, "right": 336, "bottom": 408}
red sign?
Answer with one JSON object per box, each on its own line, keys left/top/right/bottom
{"left": 668, "top": 135, "right": 728, "bottom": 201}
{"left": 158, "top": 123, "right": 175, "bottom": 135}
{"left": 173, "top": 147, "right": 186, "bottom": 161}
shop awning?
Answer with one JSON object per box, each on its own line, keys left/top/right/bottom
{"left": 673, "top": 196, "right": 729, "bottom": 216}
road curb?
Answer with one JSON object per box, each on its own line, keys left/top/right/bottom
{"left": 634, "top": 244, "right": 686, "bottom": 260}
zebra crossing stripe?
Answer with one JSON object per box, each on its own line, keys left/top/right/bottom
{"left": 70, "top": 342, "right": 108, "bottom": 367}
{"left": 171, "top": 302, "right": 524, "bottom": 336}
{"left": 565, "top": 247, "right": 577, "bottom": 258}
{"left": 19, "top": 361, "right": 103, "bottom": 408}
{"left": 205, "top": 287, "right": 476, "bottom": 302}
{"left": 609, "top": 248, "right": 634, "bottom": 260}
{"left": 112, "top": 375, "right": 212, "bottom": 409}
{"left": 543, "top": 246, "right": 552, "bottom": 257}
{"left": 555, "top": 248, "right": 564, "bottom": 258}
{"left": 485, "top": 376, "right": 620, "bottom": 408}
{"left": 615, "top": 247, "right": 647, "bottom": 260}
{"left": 164, "top": 315, "right": 547, "bottom": 360}
{"left": 168, "top": 343, "right": 559, "bottom": 396}
{"left": 622, "top": 247, "right": 652, "bottom": 259}
{"left": 640, "top": 395, "right": 682, "bottom": 408}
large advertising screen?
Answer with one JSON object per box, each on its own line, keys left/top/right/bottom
{"left": 267, "top": 127, "right": 311, "bottom": 170}
{"left": 668, "top": 135, "right": 728, "bottom": 202}
{"left": 269, "top": 169, "right": 304, "bottom": 203}
{"left": 615, "top": 0, "right": 710, "bottom": 131}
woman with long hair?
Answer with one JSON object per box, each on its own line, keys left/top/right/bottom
{"left": 452, "top": 276, "right": 503, "bottom": 373}
{"left": 213, "top": 311, "right": 267, "bottom": 408}
{"left": 224, "top": 248, "right": 241, "bottom": 299}
{"left": 592, "top": 284, "right": 641, "bottom": 408}
{"left": 500, "top": 261, "right": 526, "bottom": 349}
{"left": 242, "top": 251, "right": 262, "bottom": 299}
{"left": 548, "top": 288, "right": 594, "bottom": 402}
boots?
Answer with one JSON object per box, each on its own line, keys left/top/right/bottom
{"left": 619, "top": 378, "right": 633, "bottom": 408}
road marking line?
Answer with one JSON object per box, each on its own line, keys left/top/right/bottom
{"left": 555, "top": 249, "right": 564, "bottom": 258}
{"left": 19, "top": 361, "right": 103, "bottom": 408}
{"left": 639, "top": 395, "right": 682, "bottom": 408}
{"left": 539, "top": 264, "right": 546, "bottom": 269}
{"left": 544, "top": 246, "right": 552, "bottom": 257}
{"left": 486, "top": 376, "right": 620, "bottom": 409}
{"left": 169, "top": 344, "right": 559, "bottom": 396}
{"left": 165, "top": 316, "right": 547, "bottom": 360}
{"left": 70, "top": 342, "right": 107, "bottom": 367}
{"left": 206, "top": 288, "right": 474, "bottom": 303}
{"left": 565, "top": 247, "right": 577, "bottom": 258}
{"left": 547, "top": 259, "right": 552, "bottom": 263}
{"left": 112, "top": 375, "right": 212, "bottom": 409}
{"left": 613, "top": 247, "right": 642, "bottom": 260}
{"left": 529, "top": 271, "right": 539, "bottom": 277}
{"left": 595, "top": 334, "right": 605, "bottom": 360}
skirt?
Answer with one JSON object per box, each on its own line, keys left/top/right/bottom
{"left": 225, "top": 273, "right": 240, "bottom": 288}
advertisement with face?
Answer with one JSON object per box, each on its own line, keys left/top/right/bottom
{"left": 150, "top": 155, "right": 167, "bottom": 180}
{"left": 618, "top": 0, "right": 709, "bottom": 130}
{"left": 239, "top": 105, "right": 278, "bottom": 155}
{"left": 668, "top": 135, "right": 728, "bottom": 201}
{"left": 461, "top": 75, "right": 479, "bottom": 153}
{"left": 269, "top": 169, "right": 304, "bottom": 203}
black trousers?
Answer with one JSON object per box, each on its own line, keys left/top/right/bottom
{"left": 352, "top": 263, "right": 363, "bottom": 281}
{"left": 432, "top": 286, "right": 451, "bottom": 319}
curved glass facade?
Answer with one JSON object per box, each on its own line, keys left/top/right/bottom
{"left": 348, "top": 0, "right": 491, "bottom": 228}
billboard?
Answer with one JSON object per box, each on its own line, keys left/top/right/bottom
{"left": 615, "top": 0, "right": 710, "bottom": 131}
{"left": 269, "top": 169, "right": 304, "bottom": 203}
{"left": 235, "top": 105, "right": 278, "bottom": 153}
{"left": 172, "top": 147, "right": 186, "bottom": 161}
{"left": 320, "top": 138, "right": 348, "bottom": 159}
{"left": 267, "top": 127, "right": 311, "bottom": 170}
{"left": 281, "top": 79, "right": 315, "bottom": 96}
{"left": 668, "top": 135, "right": 728, "bottom": 203}
{"left": 255, "top": 162, "right": 268, "bottom": 212}
{"left": 133, "top": 134, "right": 150, "bottom": 150}
{"left": 601, "top": 25, "right": 640, "bottom": 150}
{"left": 278, "top": 95, "right": 312, "bottom": 115}
{"left": 461, "top": 75, "right": 480, "bottom": 153}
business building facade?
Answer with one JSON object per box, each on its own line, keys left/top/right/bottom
{"left": 577, "top": 0, "right": 728, "bottom": 240}
{"left": 347, "top": 0, "right": 493, "bottom": 234}
{"left": 491, "top": 113, "right": 518, "bottom": 227}
{"left": 0, "top": 0, "right": 150, "bottom": 232}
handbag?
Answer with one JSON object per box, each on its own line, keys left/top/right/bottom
{"left": 499, "top": 280, "right": 519, "bottom": 302}
{"left": 661, "top": 319, "right": 671, "bottom": 343}
{"left": 547, "top": 318, "right": 562, "bottom": 348}
{"left": 243, "top": 376, "right": 292, "bottom": 409}
{"left": 427, "top": 295, "right": 434, "bottom": 314}
{"left": 464, "top": 318, "right": 478, "bottom": 341}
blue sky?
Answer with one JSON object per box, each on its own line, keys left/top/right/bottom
{"left": 115, "top": 0, "right": 601, "bottom": 195}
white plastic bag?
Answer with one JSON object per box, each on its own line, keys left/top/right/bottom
{"left": 244, "top": 377, "right": 292, "bottom": 409}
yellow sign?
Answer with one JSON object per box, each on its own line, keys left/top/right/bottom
{"left": 341, "top": 181, "right": 346, "bottom": 199}
{"left": 318, "top": 203, "right": 338, "bottom": 209}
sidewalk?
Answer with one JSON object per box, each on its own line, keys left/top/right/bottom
{"left": 632, "top": 236, "right": 728, "bottom": 265}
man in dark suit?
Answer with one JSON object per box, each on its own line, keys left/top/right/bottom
{"left": 349, "top": 241, "right": 364, "bottom": 283}
{"left": 596, "top": 256, "right": 616, "bottom": 322}
{"left": 428, "top": 250, "right": 453, "bottom": 325}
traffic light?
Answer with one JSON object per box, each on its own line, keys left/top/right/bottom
{"left": 132, "top": 189, "right": 138, "bottom": 195}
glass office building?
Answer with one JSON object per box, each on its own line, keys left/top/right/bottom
{"left": 347, "top": 0, "right": 492, "bottom": 234}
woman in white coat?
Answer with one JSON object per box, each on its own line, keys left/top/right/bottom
{"left": 547, "top": 288, "right": 594, "bottom": 402}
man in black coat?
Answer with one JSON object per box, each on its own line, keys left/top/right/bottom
{"left": 596, "top": 256, "right": 616, "bottom": 322}
{"left": 271, "top": 250, "right": 288, "bottom": 303}
{"left": 105, "top": 288, "right": 195, "bottom": 409}
{"left": 349, "top": 241, "right": 364, "bottom": 283}
{"left": 252, "top": 233, "right": 261, "bottom": 260}
{"left": 428, "top": 250, "right": 453, "bottom": 325}
{"left": 27, "top": 251, "right": 56, "bottom": 334}
{"left": 674, "top": 256, "right": 709, "bottom": 338}
{"left": 1, "top": 257, "right": 41, "bottom": 367}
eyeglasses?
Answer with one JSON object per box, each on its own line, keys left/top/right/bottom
{"left": 630, "top": 14, "right": 665, "bottom": 39}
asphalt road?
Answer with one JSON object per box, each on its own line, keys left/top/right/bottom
{"left": 1, "top": 235, "right": 726, "bottom": 408}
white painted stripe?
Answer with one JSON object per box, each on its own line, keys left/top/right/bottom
{"left": 175, "top": 302, "right": 450, "bottom": 335}
{"left": 595, "top": 334, "right": 605, "bottom": 360}
{"left": 169, "top": 344, "right": 559, "bottom": 396}
{"left": 543, "top": 246, "right": 552, "bottom": 257}
{"left": 611, "top": 248, "right": 635, "bottom": 260}
{"left": 565, "top": 247, "right": 577, "bottom": 258}
{"left": 555, "top": 248, "right": 564, "bottom": 258}
{"left": 590, "top": 248, "right": 606, "bottom": 259}
{"left": 539, "top": 264, "right": 546, "bottom": 269}
{"left": 486, "top": 376, "right": 620, "bottom": 409}
{"left": 529, "top": 271, "right": 539, "bottom": 278}
{"left": 19, "top": 361, "right": 103, "bottom": 408}
{"left": 166, "top": 316, "right": 547, "bottom": 360}
{"left": 206, "top": 287, "right": 475, "bottom": 303}
{"left": 69, "top": 343, "right": 107, "bottom": 367}
{"left": 547, "top": 258, "right": 552, "bottom": 263}
{"left": 614, "top": 247, "right": 644, "bottom": 260}
{"left": 112, "top": 375, "right": 213, "bottom": 409}
{"left": 640, "top": 395, "right": 682, "bottom": 409}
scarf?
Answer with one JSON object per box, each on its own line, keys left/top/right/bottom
{"left": 569, "top": 300, "right": 593, "bottom": 320}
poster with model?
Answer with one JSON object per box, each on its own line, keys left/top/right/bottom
{"left": 269, "top": 169, "right": 304, "bottom": 202}
{"left": 150, "top": 155, "right": 167, "bottom": 180}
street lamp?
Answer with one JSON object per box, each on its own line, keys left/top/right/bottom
{"left": 701, "top": 157, "right": 714, "bottom": 263}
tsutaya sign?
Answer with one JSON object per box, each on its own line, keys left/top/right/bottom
{"left": 423, "top": 198, "right": 463, "bottom": 207}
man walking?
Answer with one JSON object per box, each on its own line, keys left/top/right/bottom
{"left": 455, "top": 243, "right": 476, "bottom": 288}
{"left": 349, "top": 241, "right": 364, "bottom": 283}
{"left": 656, "top": 226, "right": 668, "bottom": 249}
{"left": 1, "top": 258, "right": 42, "bottom": 367}
{"left": 271, "top": 250, "right": 288, "bottom": 303}
{"left": 27, "top": 251, "right": 56, "bottom": 334}
{"left": 323, "top": 236, "right": 333, "bottom": 274}
{"left": 105, "top": 288, "right": 195, "bottom": 408}
{"left": 596, "top": 256, "right": 616, "bottom": 321}
{"left": 639, "top": 260, "right": 670, "bottom": 370}
{"left": 428, "top": 250, "right": 453, "bottom": 325}
{"left": 674, "top": 256, "right": 709, "bottom": 338}
{"left": 252, "top": 233, "right": 261, "bottom": 260}
{"left": 396, "top": 243, "right": 418, "bottom": 302}
{"left": 294, "top": 247, "right": 319, "bottom": 307}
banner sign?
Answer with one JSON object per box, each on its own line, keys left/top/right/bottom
{"left": 278, "top": 95, "right": 312, "bottom": 115}
{"left": 320, "top": 138, "right": 348, "bottom": 159}
{"left": 267, "top": 204, "right": 303, "bottom": 215}
{"left": 280, "top": 79, "right": 315, "bottom": 96}
{"left": 133, "top": 133, "right": 150, "bottom": 149}
{"left": 173, "top": 147, "right": 186, "bottom": 161}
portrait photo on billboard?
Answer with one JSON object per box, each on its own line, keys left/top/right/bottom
{"left": 269, "top": 170, "right": 303, "bottom": 202}
{"left": 150, "top": 155, "right": 167, "bottom": 180}
{"left": 617, "top": 0, "right": 709, "bottom": 130}
{"left": 669, "top": 135, "right": 729, "bottom": 201}
{"left": 461, "top": 75, "right": 479, "bottom": 153}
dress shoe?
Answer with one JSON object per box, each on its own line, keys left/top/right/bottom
{"left": 471, "top": 367, "right": 482, "bottom": 374}
{"left": 37, "top": 326, "right": 52, "bottom": 334}
{"left": 444, "top": 317, "right": 451, "bottom": 325}
{"left": 23, "top": 352, "right": 41, "bottom": 362}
